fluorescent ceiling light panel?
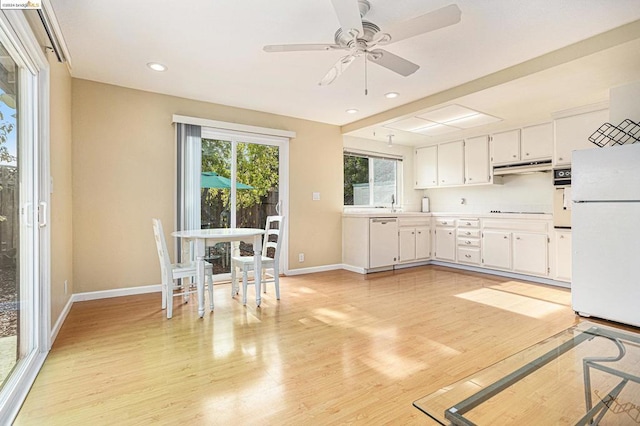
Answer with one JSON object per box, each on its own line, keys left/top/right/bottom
{"left": 446, "top": 113, "right": 502, "bottom": 129}
{"left": 384, "top": 117, "right": 434, "bottom": 132}
{"left": 413, "top": 123, "right": 460, "bottom": 136}
{"left": 417, "top": 104, "right": 478, "bottom": 123}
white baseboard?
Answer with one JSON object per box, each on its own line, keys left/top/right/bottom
{"left": 72, "top": 284, "right": 162, "bottom": 302}
{"left": 430, "top": 261, "right": 571, "bottom": 288}
{"left": 341, "top": 264, "right": 366, "bottom": 274}
{"left": 286, "top": 263, "right": 343, "bottom": 276}
{"left": 50, "top": 296, "right": 73, "bottom": 349}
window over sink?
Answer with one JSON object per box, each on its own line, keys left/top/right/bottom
{"left": 343, "top": 150, "right": 402, "bottom": 207}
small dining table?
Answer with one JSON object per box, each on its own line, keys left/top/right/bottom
{"left": 171, "top": 228, "right": 266, "bottom": 316}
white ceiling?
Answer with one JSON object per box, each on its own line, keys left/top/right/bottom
{"left": 49, "top": 1, "right": 640, "bottom": 145}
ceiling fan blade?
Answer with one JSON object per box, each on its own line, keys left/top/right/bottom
{"left": 367, "top": 49, "right": 419, "bottom": 77}
{"left": 331, "top": 0, "right": 364, "bottom": 37}
{"left": 264, "top": 44, "right": 346, "bottom": 53}
{"left": 377, "top": 3, "right": 461, "bottom": 45}
{"left": 319, "top": 54, "right": 357, "bottom": 86}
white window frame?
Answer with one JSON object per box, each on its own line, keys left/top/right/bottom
{"left": 343, "top": 150, "right": 403, "bottom": 208}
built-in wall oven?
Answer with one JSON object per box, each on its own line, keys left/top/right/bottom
{"left": 553, "top": 168, "right": 571, "bottom": 228}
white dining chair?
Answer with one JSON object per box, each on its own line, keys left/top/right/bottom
{"left": 231, "top": 216, "right": 285, "bottom": 305}
{"left": 152, "top": 218, "right": 214, "bottom": 319}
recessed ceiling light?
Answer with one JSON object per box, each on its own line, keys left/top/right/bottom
{"left": 346, "top": 109, "right": 359, "bottom": 114}
{"left": 147, "top": 62, "right": 167, "bottom": 72}
{"left": 385, "top": 92, "right": 399, "bottom": 99}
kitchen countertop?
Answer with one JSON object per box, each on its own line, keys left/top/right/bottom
{"left": 342, "top": 211, "right": 553, "bottom": 220}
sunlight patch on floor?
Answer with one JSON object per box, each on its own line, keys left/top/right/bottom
{"left": 425, "top": 339, "right": 462, "bottom": 358}
{"left": 489, "top": 281, "right": 571, "bottom": 306}
{"left": 360, "top": 351, "right": 426, "bottom": 380}
{"left": 454, "top": 287, "right": 565, "bottom": 319}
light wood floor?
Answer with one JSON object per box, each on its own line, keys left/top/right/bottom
{"left": 16, "top": 266, "right": 585, "bottom": 425}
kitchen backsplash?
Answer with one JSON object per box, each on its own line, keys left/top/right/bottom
{"left": 424, "top": 172, "right": 553, "bottom": 214}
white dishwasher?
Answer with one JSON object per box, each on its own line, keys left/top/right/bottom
{"left": 369, "top": 218, "right": 398, "bottom": 268}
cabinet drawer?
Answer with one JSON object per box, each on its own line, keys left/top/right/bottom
{"left": 458, "top": 247, "right": 481, "bottom": 264}
{"left": 457, "top": 229, "right": 480, "bottom": 238}
{"left": 482, "top": 219, "right": 549, "bottom": 233}
{"left": 398, "top": 217, "right": 430, "bottom": 227}
{"left": 458, "top": 219, "right": 479, "bottom": 228}
{"left": 458, "top": 237, "right": 480, "bottom": 247}
{"left": 435, "top": 218, "right": 456, "bottom": 227}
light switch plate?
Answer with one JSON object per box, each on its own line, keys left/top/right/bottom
{"left": 312, "top": 192, "right": 320, "bottom": 201}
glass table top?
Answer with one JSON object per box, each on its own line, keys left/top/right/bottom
{"left": 413, "top": 321, "right": 640, "bottom": 425}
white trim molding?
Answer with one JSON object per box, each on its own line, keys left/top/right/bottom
{"left": 172, "top": 114, "right": 296, "bottom": 139}
{"left": 72, "top": 284, "right": 162, "bottom": 302}
{"left": 286, "top": 264, "right": 344, "bottom": 276}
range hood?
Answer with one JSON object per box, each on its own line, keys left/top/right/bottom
{"left": 492, "top": 159, "right": 552, "bottom": 175}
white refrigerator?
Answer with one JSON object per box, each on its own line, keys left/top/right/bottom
{"left": 572, "top": 143, "right": 640, "bottom": 327}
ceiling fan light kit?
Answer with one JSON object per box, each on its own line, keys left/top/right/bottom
{"left": 263, "top": 0, "right": 461, "bottom": 89}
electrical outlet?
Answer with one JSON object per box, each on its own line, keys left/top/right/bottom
{"left": 64, "top": 280, "right": 68, "bottom": 294}
{"left": 298, "top": 253, "right": 305, "bottom": 262}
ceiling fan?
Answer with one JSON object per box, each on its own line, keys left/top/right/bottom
{"left": 263, "top": 0, "right": 462, "bottom": 88}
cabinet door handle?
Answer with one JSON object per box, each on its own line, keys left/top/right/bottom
{"left": 465, "top": 231, "right": 471, "bottom": 235}
{"left": 559, "top": 157, "right": 563, "bottom": 161}
{"left": 465, "top": 240, "right": 471, "bottom": 245}
{"left": 512, "top": 154, "right": 517, "bottom": 158}
{"left": 516, "top": 237, "right": 521, "bottom": 240}
{"left": 560, "top": 235, "right": 564, "bottom": 239}
{"left": 525, "top": 153, "right": 530, "bottom": 156}
{"left": 503, "top": 236, "right": 508, "bottom": 239}
{"left": 465, "top": 254, "right": 471, "bottom": 258}
{"left": 448, "top": 232, "right": 452, "bottom": 235}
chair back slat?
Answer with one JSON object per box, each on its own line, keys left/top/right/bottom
{"left": 262, "top": 216, "right": 285, "bottom": 261}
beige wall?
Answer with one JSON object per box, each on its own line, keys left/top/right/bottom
{"left": 48, "top": 50, "right": 74, "bottom": 326}
{"left": 71, "top": 79, "right": 343, "bottom": 293}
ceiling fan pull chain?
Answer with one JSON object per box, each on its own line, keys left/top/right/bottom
{"left": 364, "top": 54, "right": 368, "bottom": 96}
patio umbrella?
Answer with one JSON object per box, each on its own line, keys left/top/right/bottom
{"left": 201, "top": 172, "right": 253, "bottom": 189}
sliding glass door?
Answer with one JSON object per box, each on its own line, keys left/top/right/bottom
{"left": 0, "top": 38, "right": 23, "bottom": 389}
{"left": 200, "top": 128, "right": 287, "bottom": 275}
{"left": 0, "top": 11, "right": 50, "bottom": 422}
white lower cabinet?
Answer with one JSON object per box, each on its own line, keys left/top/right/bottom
{"left": 513, "top": 232, "right": 548, "bottom": 276}
{"left": 481, "top": 219, "right": 550, "bottom": 277}
{"left": 343, "top": 215, "right": 431, "bottom": 271}
{"left": 434, "top": 218, "right": 456, "bottom": 261}
{"left": 344, "top": 214, "right": 555, "bottom": 280}
{"left": 399, "top": 225, "right": 431, "bottom": 263}
{"left": 482, "top": 230, "right": 512, "bottom": 269}
{"left": 399, "top": 217, "right": 431, "bottom": 263}
{"left": 554, "top": 230, "right": 572, "bottom": 282}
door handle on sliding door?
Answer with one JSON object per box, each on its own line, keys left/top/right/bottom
{"left": 38, "top": 201, "right": 47, "bottom": 228}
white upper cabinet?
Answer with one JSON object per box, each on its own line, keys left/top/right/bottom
{"left": 521, "top": 122, "right": 553, "bottom": 161}
{"left": 554, "top": 108, "right": 609, "bottom": 166}
{"left": 464, "top": 135, "right": 490, "bottom": 184}
{"left": 490, "top": 129, "right": 520, "bottom": 165}
{"left": 414, "top": 145, "right": 438, "bottom": 188}
{"left": 437, "top": 140, "right": 464, "bottom": 186}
